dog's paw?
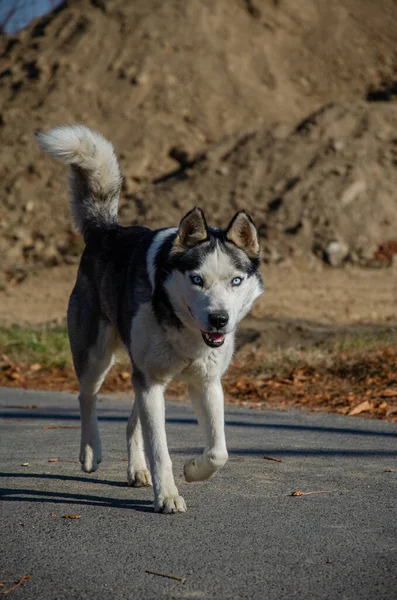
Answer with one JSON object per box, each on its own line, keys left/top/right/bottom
{"left": 184, "top": 457, "right": 214, "bottom": 482}
{"left": 155, "top": 494, "right": 186, "bottom": 514}
{"left": 80, "top": 444, "right": 101, "bottom": 473}
{"left": 184, "top": 452, "right": 228, "bottom": 482}
{"left": 127, "top": 469, "right": 152, "bottom": 487}
{"left": 184, "top": 457, "right": 204, "bottom": 482}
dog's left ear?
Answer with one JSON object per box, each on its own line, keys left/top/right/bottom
{"left": 226, "top": 211, "right": 259, "bottom": 259}
{"left": 173, "top": 207, "right": 208, "bottom": 253}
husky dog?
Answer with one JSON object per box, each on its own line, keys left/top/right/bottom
{"left": 37, "top": 125, "right": 263, "bottom": 513}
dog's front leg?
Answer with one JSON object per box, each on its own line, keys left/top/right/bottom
{"left": 133, "top": 372, "right": 186, "bottom": 514}
{"left": 184, "top": 378, "right": 228, "bottom": 482}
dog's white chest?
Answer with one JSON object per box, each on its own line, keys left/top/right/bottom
{"left": 181, "top": 340, "right": 233, "bottom": 382}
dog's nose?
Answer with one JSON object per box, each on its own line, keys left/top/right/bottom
{"left": 208, "top": 311, "right": 229, "bottom": 330}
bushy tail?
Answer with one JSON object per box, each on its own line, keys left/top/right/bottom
{"left": 36, "top": 125, "right": 122, "bottom": 239}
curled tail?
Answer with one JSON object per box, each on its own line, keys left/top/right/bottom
{"left": 36, "top": 125, "right": 122, "bottom": 239}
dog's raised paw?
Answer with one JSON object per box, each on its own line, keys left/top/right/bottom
{"left": 155, "top": 494, "right": 186, "bottom": 514}
{"left": 184, "top": 452, "right": 228, "bottom": 482}
{"left": 184, "top": 456, "right": 214, "bottom": 482}
{"left": 127, "top": 469, "right": 152, "bottom": 487}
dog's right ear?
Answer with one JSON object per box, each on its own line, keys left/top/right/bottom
{"left": 172, "top": 207, "right": 208, "bottom": 253}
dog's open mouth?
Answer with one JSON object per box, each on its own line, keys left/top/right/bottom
{"left": 201, "top": 331, "right": 225, "bottom": 348}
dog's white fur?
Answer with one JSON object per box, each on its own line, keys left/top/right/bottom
{"left": 37, "top": 125, "right": 122, "bottom": 234}
{"left": 37, "top": 125, "right": 263, "bottom": 514}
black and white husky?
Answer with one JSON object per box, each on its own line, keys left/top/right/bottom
{"left": 37, "top": 125, "right": 263, "bottom": 513}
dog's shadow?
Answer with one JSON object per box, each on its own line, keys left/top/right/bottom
{"left": 0, "top": 472, "right": 153, "bottom": 513}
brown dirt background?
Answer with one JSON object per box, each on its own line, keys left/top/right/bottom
{"left": 1, "top": 0, "right": 397, "bottom": 393}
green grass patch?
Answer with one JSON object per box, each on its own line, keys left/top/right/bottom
{"left": 0, "top": 324, "right": 396, "bottom": 376}
{"left": 320, "top": 330, "right": 397, "bottom": 353}
{"left": 0, "top": 325, "right": 72, "bottom": 369}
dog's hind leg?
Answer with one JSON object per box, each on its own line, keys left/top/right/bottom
{"left": 126, "top": 401, "right": 152, "bottom": 487}
{"left": 77, "top": 322, "right": 118, "bottom": 473}
{"left": 68, "top": 293, "right": 118, "bottom": 473}
{"left": 184, "top": 378, "right": 228, "bottom": 482}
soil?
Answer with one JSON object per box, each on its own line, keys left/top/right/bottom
{"left": 1, "top": 0, "right": 397, "bottom": 283}
{"left": 1, "top": 0, "right": 397, "bottom": 419}
{"left": 140, "top": 102, "right": 397, "bottom": 267}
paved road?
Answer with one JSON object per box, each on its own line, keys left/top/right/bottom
{"left": 1, "top": 387, "right": 396, "bottom": 599}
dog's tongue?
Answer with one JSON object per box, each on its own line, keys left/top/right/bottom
{"left": 206, "top": 332, "right": 224, "bottom": 343}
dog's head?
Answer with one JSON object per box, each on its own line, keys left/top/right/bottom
{"left": 164, "top": 208, "right": 263, "bottom": 348}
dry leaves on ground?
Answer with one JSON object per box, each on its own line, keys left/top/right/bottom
{"left": 1, "top": 348, "right": 397, "bottom": 422}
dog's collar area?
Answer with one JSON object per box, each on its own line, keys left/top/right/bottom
{"left": 201, "top": 331, "right": 225, "bottom": 348}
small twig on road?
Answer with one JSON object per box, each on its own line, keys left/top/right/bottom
{"left": 43, "top": 425, "right": 80, "bottom": 430}
{"left": 291, "top": 490, "right": 333, "bottom": 496}
{"left": 1, "top": 575, "right": 32, "bottom": 595}
{"left": 145, "top": 570, "right": 185, "bottom": 583}
{"left": 263, "top": 455, "right": 283, "bottom": 462}
{"left": 48, "top": 458, "right": 79, "bottom": 463}
{"left": 6, "top": 405, "right": 39, "bottom": 410}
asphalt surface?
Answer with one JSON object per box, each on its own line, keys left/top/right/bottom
{"left": 1, "top": 387, "right": 396, "bottom": 600}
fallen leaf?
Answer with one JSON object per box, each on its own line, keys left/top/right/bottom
{"left": 381, "top": 388, "right": 397, "bottom": 398}
{"left": 62, "top": 514, "right": 81, "bottom": 519}
{"left": 263, "top": 455, "right": 283, "bottom": 462}
{"left": 48, "top": 458, "right": 59, "bottom": 462}
{"left": 122, "top": 457, "right": 128, "bottom": 461}
{"left": 9, "top": 371, "right": 23, "bottom": 381}
{"left": 385, "top": 468, "right": 395, "bottom": 473}
{"left": 29, "top": 363, "right": 42, "bottom": 372}
{"left": 0, "top": 354, "right": 13, "bottom": 370}
{"left": 21, "top": 462, "right": 29, "bottom": 467}
{"left": 348, "top": 400, "right": 373, "bottom": 416}
{"left": 51, "top": 513, "right": 57, "bottom": 517}
{"left": 119, "top": 371, "right": 130, "bottom": 381}
{"left": 291, "top": 490, "right": 333, "bottom": 496}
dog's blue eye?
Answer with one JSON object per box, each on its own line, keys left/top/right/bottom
{"left": 190, "top": 275, "right": 203, "bottom": 286}
{"left": 231, "top": 277, "right": 243, "bottom": 286}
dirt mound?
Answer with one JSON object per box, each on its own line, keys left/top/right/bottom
{"left": 1, "top": 0, "right": 397, "bottom": 283}
{"left": 137, "top": 102, "right": 397, "bottom": 266}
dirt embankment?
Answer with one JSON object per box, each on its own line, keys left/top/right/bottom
{"left": 1, "top": 0, "right": 397, "bottom": 285}
{"left": 138, "top": 102, "right": 397, "bottom": 267}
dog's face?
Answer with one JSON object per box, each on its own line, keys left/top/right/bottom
{"left": 165, "top": 208, "right": 263, "bottom": 348}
